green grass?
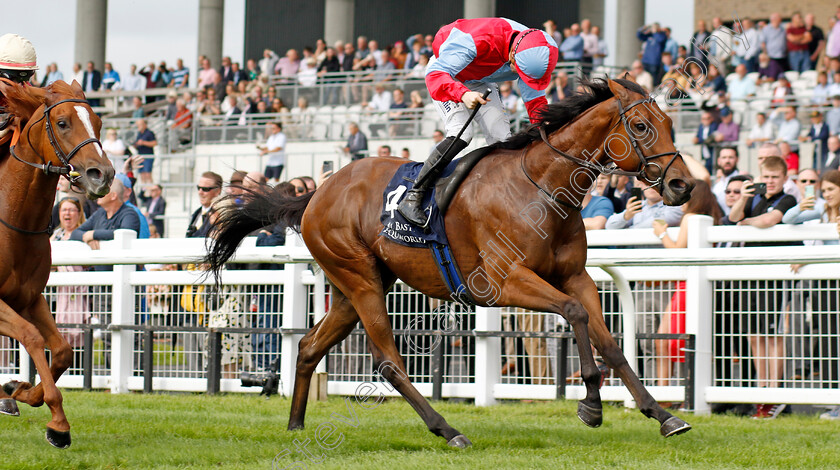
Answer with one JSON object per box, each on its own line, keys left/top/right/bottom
{"left": 1, "top": 391, "right": 839, "bottom": 469}
{"left": 92, "top": 340, "right": 186, "bottom": 367}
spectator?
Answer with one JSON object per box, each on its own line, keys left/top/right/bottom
{"left": 377, "top": 145, "right": 392, "bottom": 157}
{"left": 317, "top": 47, "right": 341, "bottom": 104}
{"left": 689, "top": 20, "right": 711, "bottom": 64}
{"left": 712, "top": 146, "right": 740, "bottom": 212}
{"left": 580, "top": 182, "right": 614, "bottom": 230}
{"left": 340, "top": 43, "right": 355, "bottom": 72}
{"left": 802, "top": 111, "right": 829, "bottom": 166}
{"left": 259, "top": 49, "right": 279, "bottom": 76}
{"left": 714, "top": 108, "right": 739, "bottom": 143}
{"left": 121, "top": 64, "right": 145, "bottom": 92}
{"left": 637, "top": 22, "right": 667, "bottom": 81}
{"left": 131, "top": 96, "right": 145, "bottom": 118}
{"left": 693, "top": 111, "right": 718, "bottom": 173}
{"left": 400, "top": 148, "right": 411, "bottom": 159}
{"left": 70, "top": 177, "right": 140, "bottom": 250}
{"left": 770, "top": 77, "right": 793, "bottom": 106}
{"left": 197, "top": 58, "right": 219, "bottom": 90}
{"left": 51, "top": 197, "right": 89, "bottom": 358}
{"left": 757, "top": 142, "right": 801, "bottom": 200}
{"left": 786, "top": 13, "right": 810, "bottom": 73}
{"left": 779, "top": 141, "right": 800, "bottom": 176}
{"left": 82, "top": 61, "right": 102, "bottom": 106}
{"left": 133, "top": 119, "right": 157, "bottom": 185}
{"left": 543, "top": 19, "right": 563, "bottom": 47}
{"left": 773, "top": 106, "right": 801, "bottom": 148}
{"left": 170, "top": 58, "right": 189, "bottom": 88}
{"left": 186, "top": 171, "right": 222, "bottom": 238}
{"left": 259, "top": 122, "right": 286, "bottom": 183}
{"left": 629, "top": 60, "right": 653, "bottom": 92}
{"left": 197, "top": 89, "right": 221, "bottom": 117}
{"left": 805, "top": 13, "right": 826, "bottom": 69}
{"left": 762, "top": 12, "right": 788, "bottom": 71}
{"left": 231, "top": 62, "right": 248, "bottom": 85}
{"left": 114, "top": 173, "right": 150, "bottom": 239}
{"left": 733, "top": 18, "right": 760, "bottom": 72}
{"left": 744, "top": 112, "right": 775, "bottom": 148}
{"left": 827, "top": 96, "right": 840, "bottom": 135}
{"left": 498, "top": 82, "right": 519, "bottom": 116}
{"left": 101, "top": 62, "right": 119, "bottom": 90}
{"left": 825, "top": 136, "right": 840, "bottom": 171}
{"left": 275, "top": 49, "right": 301, "bottom": 82}
{"left": 721, "top": 175, "right": 752, "bottom": 223}
{"left": 560, "top": 23, "right": 584, "bottom": 61}
{"left": 172, "top": 98, "right": 193, "bottom": 130}
{"left": 580, "top": 18, "right": 599, "bottom": 65}
{"left": 142, "top": 184, "right": 166, "bottom": 237}
{"left": 546, "top": 70, "right": 573, "bottom": 103}
{"left": 387, "top": 88, "right": 409, "bottom": 137}
{"left": 218, "top": 56, "right": 233, "bottom": 84}
{"left": 344, "top": 122, "right": 368, "bottom": 160}
{"left": 586, "top": 26, "right": 608, "bottom": 66}
{"left": 828, "top": 7, "right": 840, "bottom": 60}
{"left": 364, "top": 82, "right": 391, "bottom": 112}
{"left": 605, "top": 178, "right": 684, "bottom": 229}
{"left": 221, "top": 95, "right": 242, "bottom": 125}
{"left": 728, "top": 155, "right": 798, "bottom": 418}
{"left": 652, "top": 180, "right": 722, "bottom": 386}
{"left": 757, "top": 52, "right": 783, "bottom": 84}
{"left": 813, "top": 72, "right": 831, "bottom": 105}
{"left": 40, "top": 62, "right": 63, "bottom": 86}
{"left": 101, "top": 128, "right": 127, "bottom": 171}
{"left": 70, "top": 62, "right": 84, "bottom": 86}
{"left": 727, "top": 64, "right": 756, "bottom": 100}
{"left": 297, "top": 57, "right": 318, "bottom": 86}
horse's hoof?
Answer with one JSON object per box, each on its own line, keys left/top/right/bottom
{"left": 45, "top": 428, "right": 71, "bottom": 449}
{"left": 577, "top": 401, "right": 603, "bottom": 428}
{"left": 0, "top": 398, "right": 19, "bottom": 416}
{"left": 660, "top": 416, "right": 692, "bottom": 437}
{"left": 447, "top": 434, "right": 472, "bottom": 448}
{"left": 287, "top": 423, "right": 304, "bottom": 431}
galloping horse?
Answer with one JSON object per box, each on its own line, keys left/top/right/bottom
{"left": 0, "top": 80, "right": 114, "bottom": 448}
{"left": 207, "top": 78, "right": 695, "bottom": 447}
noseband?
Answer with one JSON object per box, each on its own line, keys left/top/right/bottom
{"left": 10, "top": 98, "right": 103, "bottom": 184}
{"left": 537, "top": 96, "right": 682, "bottom": 189}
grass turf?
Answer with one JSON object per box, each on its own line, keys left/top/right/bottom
{"left": 0, "top": 390, "right": 838, "bottom": 469}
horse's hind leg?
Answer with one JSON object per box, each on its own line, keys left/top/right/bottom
{"left": 288, "top": 287, "right": 362, "bottom": 431}
{"left": 498, "top": 268, "right": 604, "bottom": 427}
{"left": 564, "top": 271, "right": 691, "bottom": 437}
{"left": 0, "top": 297, "right": 71, "bottom": 448}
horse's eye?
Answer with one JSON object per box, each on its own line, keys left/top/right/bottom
{"left": 634, "top": 122, "right": 646, "bottom": 132}
{"left": 57, "top": 120, "right": 68, "bottom": 129}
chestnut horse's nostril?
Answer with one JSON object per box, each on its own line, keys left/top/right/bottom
{"left": 86, "top": 167, "right": 103, "bottom": 184}
{"left": 668, "top": 178, "right": 693, "bottom": 193}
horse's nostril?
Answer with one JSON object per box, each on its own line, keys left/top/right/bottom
{"left": 668, "top": 178, "right": 689, "bottom": 193}
{"left": 86, "top": 167, "right": 103, "bottom": 183}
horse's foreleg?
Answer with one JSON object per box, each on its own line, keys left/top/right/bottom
{"left": 565, "top": 272, "right": 691, "bottom": 437}
{"left": 288, "top": 288, "right": 360, "bottom": 431}
{"left": 0, "top": 298, "right": 71, "bottom": 447}
{"left": 499, "top": 268, "right": 603, "bottom": 428}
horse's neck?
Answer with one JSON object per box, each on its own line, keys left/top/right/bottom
{"left": 0, "top": 145, "right": 59, "bottom": 232}
{"left": 530, "top": 111, "right": 615, "bottom": 206}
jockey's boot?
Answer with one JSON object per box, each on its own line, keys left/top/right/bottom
{"left": 397, "top": 136, "right": 468, "bottom": 227}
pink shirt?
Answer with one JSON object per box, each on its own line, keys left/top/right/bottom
{"left": 198, "top": 68, "right": 220, "bottom": 88}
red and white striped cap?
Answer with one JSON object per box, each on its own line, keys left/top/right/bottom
{"left": 0, "top": 34, "right": 38, "bottom": 71}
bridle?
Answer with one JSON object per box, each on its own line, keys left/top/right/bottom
{"left": 10, "top": 98, "right": 102, "bottom": 182}
{"left": 536, "top": 96, "right": 682, "bottom": 189}
{"left": 1, "top": 98, "right": 103, "bottom": 235}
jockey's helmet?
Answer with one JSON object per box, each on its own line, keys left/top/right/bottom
{"left": 511, "top": 29, "right": 558, "bottom": 90}
{"left": 0, "top": 34, "right": 38, "bottom": 83}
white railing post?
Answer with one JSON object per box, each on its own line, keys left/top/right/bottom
{"left": 110, "top": 229, "right": 137, "bottom": 394}
{"left": 313, "top": 269, "right": 327, "bottom": 375}
{"left": 474, "top": 306, "right": 500, "bottom": 406}
{"left": 600, "top": 266, "right": 637, "bottom": 408}
{"left": 17, "top": 342, "right": 30, "bottom": 383}
{"left": 686, "top": 215, "right": 713, "bottom": 413}
{"left": 280, "top": 229, "right": 308, "bottom": 398}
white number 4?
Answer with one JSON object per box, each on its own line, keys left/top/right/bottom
{"left": 385, "top": 185, "right": 407, "bottom": 218}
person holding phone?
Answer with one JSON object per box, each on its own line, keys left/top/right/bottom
{"left": 605, "top": 178, "right": 683, "bottom": 229}
{"left": 782, "top": 169, "right": 825, "bottom": 226}
{"left": 727, "top": 155, "right": 799, "bottom": 419}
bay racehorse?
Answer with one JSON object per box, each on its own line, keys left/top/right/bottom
{"left": 207, "top": 78, "right": 695, "bottom": 447}
{"left": 0, "top": 79, "right": 114, "bottom": 448}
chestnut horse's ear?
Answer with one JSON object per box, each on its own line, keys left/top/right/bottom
{"left": 69, "top": 80, "right": 85, "bottom": 98}
{"left": 607, "top": 79, "right": 632, "bottom": 105}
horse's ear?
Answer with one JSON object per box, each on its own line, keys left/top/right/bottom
{"left": 607, "top": 79, "right": 632, "bottom": 104}
{"left": 69, "top": 80, "right": 85, "bottom": 98}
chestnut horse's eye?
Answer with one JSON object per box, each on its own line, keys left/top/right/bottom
{"left": 57, "top": 120, "right": 68, "bottom": 129}
{"left": 634, "top": 122, "right": 646, "bottom": 132}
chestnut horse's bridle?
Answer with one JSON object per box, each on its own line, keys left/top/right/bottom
{"left": 1, "top": 98, "right": 103, "bottom": 235}
{"left": 536, "top": 96, "right": 682, "bottom": 189}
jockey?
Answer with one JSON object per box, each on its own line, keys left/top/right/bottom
{"left": 397, "top": 18, "right": 558, "bottom": 226}
{"left": 0, "top": 33, "right": 38, "bottom": 133}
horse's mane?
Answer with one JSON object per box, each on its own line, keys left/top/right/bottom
{"left": 0, "top": 81, "right": 44, "bottom": 119}
{"left": 490, "top": 77, "right": 648, "bottom": 150}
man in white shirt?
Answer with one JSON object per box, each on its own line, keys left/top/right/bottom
{"left": 773, "top": 107, "right": 802, "bottom": 149}
{"left": 260, "top": 122, "right": 287, "bottom": 183}
{"left": 746, "top": 112, "right": 776, "bottom": 147}
{"left": 824, "top": 136, "right": 840, "bottom": 171}
{"left": 733, "top": 18, "right": 760, "bottom": 72}
{"left": 365, "top": 83, "right": 392, "bottom": 111}
{"left": 727, "top": 64, "right": 756, "bottom": 100}
{"left": 121, "top": 64, "right": 146, "bottom": 92}
{"left": 712, "top": 147, "right": 740, "bottom": 214}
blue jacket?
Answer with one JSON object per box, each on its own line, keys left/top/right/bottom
{"left": 637, "top": 29, "right": 667, "bottom": 66}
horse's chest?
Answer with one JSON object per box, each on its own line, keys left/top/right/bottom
{"left": 0, "top": 258, "right": 50, "bottom": 312}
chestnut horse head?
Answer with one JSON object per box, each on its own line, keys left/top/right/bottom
{"left": 0, "top": 79, "right": 114, "bottom": 199}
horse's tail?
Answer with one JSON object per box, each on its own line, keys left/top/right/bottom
{"left": 205, "top": 190, "right": 315, "bottom": 280}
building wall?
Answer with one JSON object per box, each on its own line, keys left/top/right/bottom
{"left": 244, "top": 0, "right": 325, "bottom": 61}
{"left": 353, "top": 0, "right": 458, "bottom": 47}
{"left": 496, "top": 0, "right": 580, "bottom": 31}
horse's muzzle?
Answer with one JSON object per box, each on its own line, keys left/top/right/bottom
{"left": 662, "top": 177, "right": 694, "bottom": 206}
{"left": 84, "top": 165, "right": 115, "bottom": 198}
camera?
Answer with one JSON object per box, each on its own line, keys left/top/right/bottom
{"left": 241, "top": 358, "right": 281, "bottom": 398}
